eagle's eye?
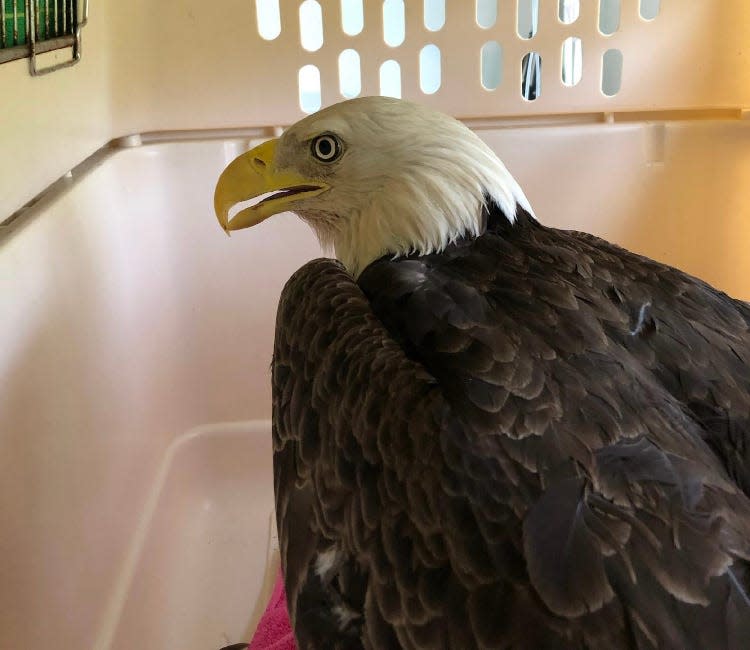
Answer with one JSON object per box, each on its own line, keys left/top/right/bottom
{"left": 311, "top": 134, "right": 342, "bottom": 163}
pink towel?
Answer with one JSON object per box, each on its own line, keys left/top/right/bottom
{"left": 248, "top": 570, "right": 297, "bottom": 650}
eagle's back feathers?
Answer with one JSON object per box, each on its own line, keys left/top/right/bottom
{"left": 272, "top": 204, "right": 750, "bottom": 649}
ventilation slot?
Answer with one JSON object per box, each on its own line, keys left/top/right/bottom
{"left": 380, "top": 60, "right": 401, "bottom": 98}
{"left": 419, "top": 45, "right": 441, "bottom": 94}
{"left": 424, "top": 0, "right": 445, "bottom": 31}
{"left": 558, "top": 0, "right": 579, "bottom": 24}
{"left": 299, "top": 64, "right": 322, "bottom": 113}
{"left": 383, "top": 0, "right": 405, "bottom": 47}
{"left": 256, "top": 0, "right": 281, "bottom": 40}
{"left": 341, "top": 0, "right": 364, "bottom": 35}
{"left": 300, "top": 0, "right": 324, "bottom": 52}
{"left": 339, "top": 49, "right": 361, "bottom": 98}
{"left": 521, "top": 52, "right": 541, "bottom": 100}
{"left": 481, "top": 41, "right": 502, "bottom": 91}
{"left": 640, "top": 0, "right": 660, "bottom": 20}
{"left": 561, "top": 37, "right": 582, "bottom": 87}
{"left": 476, "top": 0, "right": 497, "bottom": 28}
{"left": 599, "top": 0, "right": 620, "bottom": 35}
{"left": 518, "top": 0, "right": 539, "bottom": 39}
{"left": 602, "top": 48, "right": 622, "bottom": 96}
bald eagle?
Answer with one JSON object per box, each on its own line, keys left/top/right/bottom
{"left": 215, "top": 97, "right": 750, "bottom": 649}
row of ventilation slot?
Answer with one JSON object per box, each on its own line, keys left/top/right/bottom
{"left": 299, "top": 44, "right": 622, "bottom": 113}
{"left": 257, "top": 0, "right": 660, "bottom": 47}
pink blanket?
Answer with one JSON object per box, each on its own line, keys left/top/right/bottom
{"left": 247, "top": 571, "right": 297, "bottom": 650}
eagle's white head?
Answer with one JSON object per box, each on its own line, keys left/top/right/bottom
{"left": 215, "top": 96, "right": 532, "bottom": 277}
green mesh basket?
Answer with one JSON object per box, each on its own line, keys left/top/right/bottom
{"left": 2, "top": 1, "right": 27, "bottom": 48}
{"left": 2, "top": 1, "right": 72, "bottom": 49}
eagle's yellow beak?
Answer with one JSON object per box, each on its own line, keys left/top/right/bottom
{"left": 213, "top": 138, "right": 328, "bottom": 233}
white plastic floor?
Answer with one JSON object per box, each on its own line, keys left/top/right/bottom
{"left": 99, "top": 421, "right": 277, "bottom": 650}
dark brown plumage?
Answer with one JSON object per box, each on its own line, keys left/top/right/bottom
{"left": 272, "top": 204, "right": 750, "bottom": 649}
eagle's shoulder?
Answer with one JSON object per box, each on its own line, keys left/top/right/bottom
{"left": 355, "top": 211, "right": 750, "bottom": 647}
{"left": 274, "top": 227, "right": 750, "bottom": 648}
{"left": 359, "top": 208, "right": 750, "bottom": 494}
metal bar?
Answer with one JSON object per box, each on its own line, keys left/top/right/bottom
{"left": 33, "top": 0, "right": 38, "bottom": 42}
{"left": 13, "top": 0, "right": 19, "bottom": 46}
{"left": 1, "top": 0, "right": 7, "bottom": 48}
{"left": 28, "top": 0, "right": 86, "bottom": 74}
{"left": 1, "top": 0, "right": 87, "bottom": 72}
{"left": 0, "top": 32, "right": 71, "bottom": 61}
{"left": 26, "top": 0, "right": 33, "bottom": 49}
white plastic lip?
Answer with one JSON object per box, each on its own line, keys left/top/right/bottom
{"left": 2, "top": 108, "right": 744, "bottom": 234}
{"left": 0, "top": 127, "right": 278, "bottom": 233}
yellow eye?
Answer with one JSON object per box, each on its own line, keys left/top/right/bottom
{"left": 311, "top": 134, "right": 342, "bottom": 162}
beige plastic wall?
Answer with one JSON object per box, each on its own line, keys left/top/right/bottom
{"left": 1, "top": 2, "right": 750, "bottom": 649}
{"left": 5, "top": 0, "right": 750, "bottom": 215}
{"left": 109, "top": 0, "right": 750, "bottom": 126}
{"left": 0, "top": 138, "right": 321, "bottom": 648}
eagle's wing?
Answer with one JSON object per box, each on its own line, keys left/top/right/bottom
{"left": 275, "top": 249, "right": 750, "bottom": 649}
{"left": 355, "top": 216, "right": 750, "bottom": 648}
{"left": 272, "top": 259, "right": 450, "bottom": 649}
{"left": 570, "top": 229, "right": 750, "bottom": 496}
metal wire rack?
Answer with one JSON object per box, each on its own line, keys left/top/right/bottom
{"left": 0, "top": 0, "right": 88, "bottom": 75}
